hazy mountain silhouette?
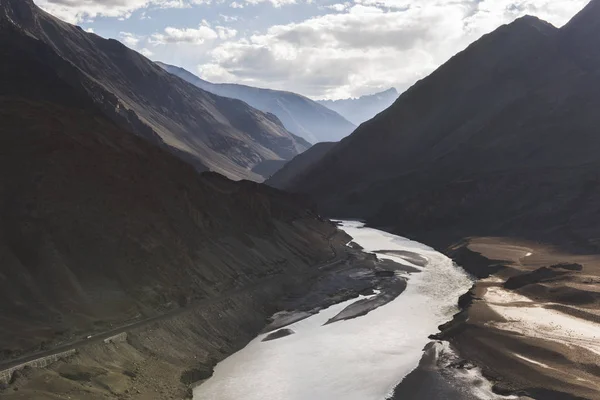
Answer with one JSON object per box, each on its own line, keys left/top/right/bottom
{"left": 157, "top": 62, "right": 356, "bottom": 143}
{"left": 317, "top": 88, "right": 399, "bottom": 125}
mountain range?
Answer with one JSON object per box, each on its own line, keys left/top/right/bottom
{"left": 156, "top": 62, "right": 356, "bottom": 144}
{"left": 0, "top": 0, "right": 344, "bottom": 371}
{"left": 2, "top": 0, "right": 313, "bottom": 182}
{"left": 5, "top": 0, "right": 600, "bottom": 398}
{"left": 273, "top": 4, "right": 600, "bottom": 250}
{"left": 316, "top": 88, "right": 399, "bottom": 125}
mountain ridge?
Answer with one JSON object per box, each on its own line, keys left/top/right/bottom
{"left": 316, "top": 88, "right": 399, "bottom": 125}
{"left": 282, "top": 11, "right": 591, "bottom": 243}
{"left": 0, "top": 15, "right": 346, "bottom": 368}
{"left": 156, "top": 61, "right": 356, "bottom": 143}
{"left": 2, "top": 0, "right": 309, "bottom": 182}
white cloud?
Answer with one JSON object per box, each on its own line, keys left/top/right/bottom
{"left": 140, "top": 48, "right": 155, "bottom": 57}
{"left": 34, "top": 0, "right": 192, "bottom": 24}
{"left": 120, "top": 31, "right": 141, "bottom": 47}
{"left": 220, "top": 14, "right": 240, "bottom": 22}
{"left": 197, "top": 0, "right": 589, "bottom": 99}
{"left": 85, "top": 27, "right": 94, "bottom": 33}
{"left": 243, "top": 0, "right": 297, "bottom": 6}
{"left": 326, "top": 3, "right": 350, "bottom": 12}
{"left": 216, "top": 26, "right": 238, "bottom": 39}
{"left": 150, "top": 25, "right": 219, "bottom": 44}
{"left": 34, "top": 0, "right": 590, "bottom": 99}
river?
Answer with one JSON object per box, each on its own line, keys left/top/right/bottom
{"left": 193, "top": 221, "right": 479, "bottom": 400}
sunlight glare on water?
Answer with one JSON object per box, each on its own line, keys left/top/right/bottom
{"left": 194, "top": 221, "right": 473, "bottom": 400}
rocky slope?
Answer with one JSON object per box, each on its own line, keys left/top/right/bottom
{"left": 266, "top": 142, "right": 337, "bottom": 190}
{"left": 3, "top": 0, "right": 309, "bottom": 182}
{"left": 156, "top": 62, "right": 356, "bottom": 143}
{"left": 317, "top": 88, "right": 398, "bottom": 126}
{"left": 285, "top": 4, "right": 600, "bottom": 250}
{"left": 0, "top": 17, "right": 348, "bottom": 373}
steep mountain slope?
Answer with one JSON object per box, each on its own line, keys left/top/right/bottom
{"left": 0, "top": 18, "right": 345, "bottom": 364}
{"left": 157, "top": 62, "right": 356, "bottom": 143}
{"left": 266, "top": 142, "right": 337, "bottom": 190}
{"left": 317, "top": 88, "right": 399, "bottom": 125}
{"left": 3, "top": 0, "right": 309, "bottom": 182}
{"left": 286, "top": 10, "right": 600, "bottom": 248}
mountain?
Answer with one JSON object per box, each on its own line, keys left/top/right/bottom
{"left": 317, "top": 88, "right": 399, "bottom": 125}
{"left": 2, "top": 0, "right": 309, "bottom": 182}
{"left": 266, "top": 142, "right": 337, "bottom": 190}
{"left": 156, "top": 62, "right": 356, "bottom": 143}
{"left": 283, "top": 8, "right": 600, "bottom": 249}
{"left": 0, "top": 8, "right": 346, "bottom": 371}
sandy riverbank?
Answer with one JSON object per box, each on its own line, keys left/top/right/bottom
{"left": 434, "top": 237, "right": 600, "bottom": 399}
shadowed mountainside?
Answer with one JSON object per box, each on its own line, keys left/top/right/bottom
{"left": 156, "top": 62, "right": 356, "bottom": 143}
{"left": 0, "top": 17, "right": 345, "bottom": 365}
{"left": 2, "top": 0, "right": 309, "bottom": 182}
{"left": 266, "top": 142, "right": 337, "bottom": 190}
{"left": 277, "top": 4, "right": 600, "bottom": 398}
{"left": 317, "top": 88, "right": 399, "bottom": 126}
{"left": 284, "top": 5, "right": 600, "bottom": 250}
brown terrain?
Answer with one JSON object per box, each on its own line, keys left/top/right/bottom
{"left": 435, "top": 238, "right": 600, "bottom": 399}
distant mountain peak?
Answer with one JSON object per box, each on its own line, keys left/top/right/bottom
{"left": 316, "top": 88, "right": 399, "bottom": 125}
{"left": 157, "top": 62, "right": 355, "bottom": 143}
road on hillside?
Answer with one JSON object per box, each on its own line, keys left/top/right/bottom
{"left": 0, "top": 233, "right": 347, "bottom": 372}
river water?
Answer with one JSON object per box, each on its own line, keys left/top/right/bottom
{"left": 193, "top": 221, "right": 474, "bottom": 400}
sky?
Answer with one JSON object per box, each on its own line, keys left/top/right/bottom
{"left": 33, "top": 0, "right": 589, "bottom": 100}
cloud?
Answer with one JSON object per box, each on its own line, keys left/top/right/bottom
{"left": 197, "top": 0, "right": 588, "bottom": 99}
{"left": 34, "top": 0, "right": 192, "bottom": 23}
{"left": 34, "top": 0, "right": 590, "bottom": 99}
{"left": 220, "top": 14, "right": 239, "bottom": 22}
{"left": 243, "top": 0, "right": 297, "bottom": 6}
{"left": 120, "top": 32, "right": 141, "bottom": 47}
{"left": 325, "top": 3, "right": 350, "bottom": 12}
{"left": 216, "top": 26, "right": 238, "bottom": 39}
{"left": 140, "top": 48, "right": 154, "bottom": 57}
{"left": 150, "top": 25, "right": 219, "bottom": 44}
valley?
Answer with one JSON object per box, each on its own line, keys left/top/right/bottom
{"left": 2, "top": 0, "right": 600, "bottom": 399}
